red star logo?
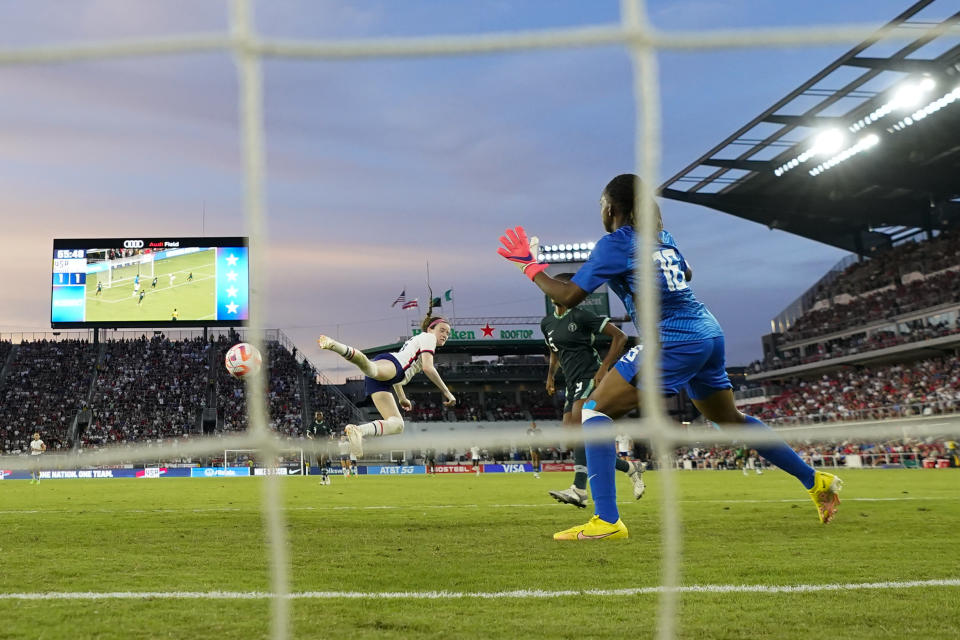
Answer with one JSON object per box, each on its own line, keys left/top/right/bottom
{"left": 480, "top": 323, "right": 495, "bottom": 337}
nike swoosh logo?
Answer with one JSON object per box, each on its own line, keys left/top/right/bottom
{"left": 577, "top": 530, "right": 616, "bottom": 540}
{"left": 587, "top": 474, "right": 597, "bottom": 483}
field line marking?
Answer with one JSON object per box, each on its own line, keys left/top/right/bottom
{"left": 2, "top": 579, "right": 958, "bottom": 600}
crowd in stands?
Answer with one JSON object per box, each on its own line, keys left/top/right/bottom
{"left": 676, "top": 439, "right": 957, "bottom": 469}
{"left": 403, "top": 388, "right": 559, "bottom": 422}
{"left": 0, "top": 340, "right": 12, "bottom": 369}
{"left": 0, "top": 340, "right": 98, "bottom": 453}
{"left": 750, "top": 356, "right": 960, "bottom": 424}
{"left": 762, "top": 319, "right": 960, "bottom": 370}
{"left": 783, "top": 268, "right": 960, "bottom": 342}
{"left": 216, "top": 338, "right": 303, "bottom": 436}
{"left": 83, "top": 335, "right": 209, "bottom": 446}
{"left": 305, "top": 372, "right": 356, "bottom": 435}
{"left": 808, "top": 230, "right": 960, "bottom": 304}
{"left": 0, "top": 335, "right": 362, "bottom": 455}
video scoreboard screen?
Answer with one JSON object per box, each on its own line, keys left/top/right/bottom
{"left": 51, "top": 237, "right": 249, "bottom": 328}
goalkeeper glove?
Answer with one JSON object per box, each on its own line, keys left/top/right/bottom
{"left": 497, "top": 226, "right": 548, "bottom": 281}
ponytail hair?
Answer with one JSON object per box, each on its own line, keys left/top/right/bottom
{"left": 421, "top": 315, "right": 448, "bottom": 332}
{"left": 603, "top": 173, "right": 663, "bottom": 231}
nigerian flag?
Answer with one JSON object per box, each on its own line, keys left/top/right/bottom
{"left": 444, "top": 289, "right": 454, "bottom": 302}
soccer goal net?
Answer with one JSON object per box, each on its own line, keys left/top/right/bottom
{"left": 7, "top": 3, "right": 960, "bottom": 640}
{"left": 224, "top": 448, "right": 305, "bottom": 476}
{"left": 96, "top": 254, "right": 154, "bottom": 289}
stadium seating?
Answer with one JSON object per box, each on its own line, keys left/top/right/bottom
{"left": 84, "top": 336, "right": 210, "bottom": 446}
{"left": 751, "top": 356, "right": 960, "bottom": 424}
{"left": 0, "top": 334, "right": 359, "bottom": 454}
{"left": 404, "top": 388, "right": 559, "bottom": 422}
{"left": 0, "top": 339, "right": 98, "bottom": 453}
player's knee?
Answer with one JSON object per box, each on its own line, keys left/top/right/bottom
{"left": 383, "top": 415, "right": 404, "bottom": 435}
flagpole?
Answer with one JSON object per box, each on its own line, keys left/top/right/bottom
{"left": 425, "top": 259, "right": 432, "bottom": 318}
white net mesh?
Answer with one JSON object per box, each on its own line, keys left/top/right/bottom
{"left": 3, "top": 2, "right": 960, "bottom": 639}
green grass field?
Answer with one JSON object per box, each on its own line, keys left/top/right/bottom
{"left": 84, "top": 250, "right": 217, "bottom": 322}
{"left": 2, "top": 469, "right": 958, "bottom": 639}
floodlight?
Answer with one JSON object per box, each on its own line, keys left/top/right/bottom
{"left": 811, "top": 129, "right": 845, "bottom": 156}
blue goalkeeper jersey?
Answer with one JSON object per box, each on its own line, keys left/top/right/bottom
{"left": 571, "top": 225, "right": 723, "bottom": 343}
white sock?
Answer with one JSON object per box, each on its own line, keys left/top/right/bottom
{"left": 358, "top": 416, "right": 404, "bottom": 437}
{"left": 323, "top": 338, "right": 378, "bottom": 377}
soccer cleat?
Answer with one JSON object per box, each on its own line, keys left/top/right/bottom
{"left": 553, "top": 515, "right": 628, "bottom": 541}
{"left": 627, "top": 460, "right": 645, "bottom": 499}
{"left": 549, "top": 485, "right": 588, "bottom": 508}
{"left": 316, "top": 335, "right": 334, "bottom": 350}
{"left": 807, "top": 470, "right": 842, "bottom": 524}
{"left": 344, "top": 424, "right": 364, "bottom": 457}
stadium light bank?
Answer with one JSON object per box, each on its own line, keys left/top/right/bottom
{"left": 772, "top": 75, "right": 960, "bottom": 178}
{"left": 538, "top": 241, "right": 596, "bottom": 264}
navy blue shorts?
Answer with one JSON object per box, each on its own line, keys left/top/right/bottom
{"left": 363, "top": 353, "right": 405, "bottom": 396}
{"left": 613, "top": 336, "right": 732, "bottom": 400}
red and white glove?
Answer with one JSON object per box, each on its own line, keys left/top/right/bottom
{"left": 497, "top": 226, "right": 548, "bottom": 281}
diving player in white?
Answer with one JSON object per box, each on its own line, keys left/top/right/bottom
{"left": 318, "top": 315, "right": 456, "bottom": 456}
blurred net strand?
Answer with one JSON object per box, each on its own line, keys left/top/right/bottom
{"left": 6, "top": 413, "right": 958, "bottom": 472}
{"left": 1, "top": 4, "right": 959, "bottom": 640}
{"left": 3, "top": 20, "right": 960, "bottom": 65}
{"left": 229, "top": 2, "right": 291, "bottom": 640}
{"left": 620, "top": 0, "right": 679, "bottom": 637}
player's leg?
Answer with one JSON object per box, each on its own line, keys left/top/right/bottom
{"left": 579, "top": 368, "right": 637, "bottom": 521}
{"left": 531, "top": 449, "right": 540, "bottom": 478}
{"left": 317, "top": 336, "right": 395, "bottom": 380}
{"left": 553, "top": 356, "right": 638, "bottom": 540}
{"left": 345, "top": 391, "right": 404, "bottom": 457}
{"left": 688, "top": 337, "right": 840, "bottom": 523}
{"left": 549, "top": 405, "right": 589, "bottom": 507}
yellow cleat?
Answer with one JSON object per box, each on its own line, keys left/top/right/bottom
{"left": 807, "top": 470, "right": 842, "bottom": 524}
{"left": 553, "top": 515, "right": 628, "bottom": 541}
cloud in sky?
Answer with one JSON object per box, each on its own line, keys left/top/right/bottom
{"left": 0, "top": 0, "right": 922, "bottom": 371}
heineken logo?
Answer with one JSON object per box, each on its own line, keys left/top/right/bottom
{"left": 412, "top": 324, "right": 537, "bottom": 341}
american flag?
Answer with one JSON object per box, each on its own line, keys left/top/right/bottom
{"left": 402, "top": 299, "right": 419, "bottom": 310}
{"left": 391, "top": 290, "right": 406, "bottom": 307}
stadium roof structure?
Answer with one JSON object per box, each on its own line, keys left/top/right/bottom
{"left": 660, "top": 0, "right": 960, "bottom": 255}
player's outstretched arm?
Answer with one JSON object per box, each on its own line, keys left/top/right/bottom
{"left": 393, "top": 384, "right": 413, "bottom": 411}
{"left": 420, "top": 352, "right": 456, "bottom": 406}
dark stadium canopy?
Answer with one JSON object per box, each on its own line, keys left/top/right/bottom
{"left": 660, "top": 0, "right": 960, "bottom": 255}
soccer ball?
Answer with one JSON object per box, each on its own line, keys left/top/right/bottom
{"left": 225, "top": 343, "right": 262, "bottom": 379}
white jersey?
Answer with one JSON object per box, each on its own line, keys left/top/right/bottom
{"left": 616, "top": 434, "right": 631, "bottom": 454}
{"left": 390, "top": 332, "right": 437, "bottom": 385}
{"left": 30, "top": 439, "right": 44, "bottom": 456}
{"left": 470, "top": 446, "right": 480, "bottom": 460}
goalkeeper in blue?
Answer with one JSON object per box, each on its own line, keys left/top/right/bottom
{"left": 497, "top": 174, "right": 841, "bottom": 541}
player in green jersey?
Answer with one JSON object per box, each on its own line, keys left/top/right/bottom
{"left": 542, "top": 274, "right": 643, "bottom": 508}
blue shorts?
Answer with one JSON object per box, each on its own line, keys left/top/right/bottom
{"left": 613, "top": 336, "right": 731, "bottom": 401}
{"left": 363, "top": 353, "right": 405, "bottom": 396}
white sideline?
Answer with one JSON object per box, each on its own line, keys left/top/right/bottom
{"left": 2, "top": 578, "right": 958, "bottom": 601}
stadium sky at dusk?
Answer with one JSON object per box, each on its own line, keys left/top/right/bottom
{"left": 0, "top": 0, "right": 927, "bottom": 380}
